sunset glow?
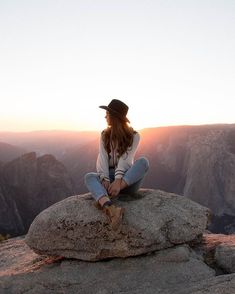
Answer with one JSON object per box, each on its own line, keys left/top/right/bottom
{"left": 0, "top": 1, "right": 234, "bottom": 132}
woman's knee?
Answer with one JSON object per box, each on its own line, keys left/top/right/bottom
{"left": 137, "top": 157, "right": 149, "bottom": 171}
{"left": 84, "top": 172, "right": 98, "bottom": 185}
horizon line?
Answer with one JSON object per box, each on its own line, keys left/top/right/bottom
{"left": 0, "top": 122, "right": 234, "bottom": 134}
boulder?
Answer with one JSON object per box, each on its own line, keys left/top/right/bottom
{"left": 215, "top": 236, "right": 235, "bottom": 273}
{"left": 25, "top": 189, "right": 210, "bottom": 261}
{"left": 193, "top": 233, "right": 235, "bottom": 274}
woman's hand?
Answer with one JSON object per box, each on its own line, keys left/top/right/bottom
{"left": 108, "top": 179, "right": 122, "bottom": 198}
{"left": 102, "top": 179, "right": 110, "bottom": 190}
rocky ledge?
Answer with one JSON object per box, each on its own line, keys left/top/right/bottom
{"left": 1, "top": 189, "right": 235, "bottom": 293}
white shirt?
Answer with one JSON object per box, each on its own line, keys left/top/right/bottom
{"left": 96, "top": 132, "right": 140, "bottom": 181}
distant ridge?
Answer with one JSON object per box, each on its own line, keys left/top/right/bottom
{"left": 0, "top": 142, "right": 26, "bottom": 162}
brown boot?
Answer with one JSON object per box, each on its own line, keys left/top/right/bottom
{"left": 94, "top": 201, "right": 102, "bottom": 210}
{"left": 103, "top": 204, "right": 125, "bottom": 231}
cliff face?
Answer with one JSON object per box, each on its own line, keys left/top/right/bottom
{"left": 183, "top": 129, "right": 235, "bottom": 216}
{"left": 0, "top": 183, "right": 25, "bottom": 236}
{"left": 138, "top": 125, "right": 235, "bottom": 219}
{"left": 0, "top": 152, "right": 74, "bottom": 236}
{"left": 61, "top": 137, "right": 99, "bottom": 193}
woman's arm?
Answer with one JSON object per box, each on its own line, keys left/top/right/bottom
{"left": 96, "top": 133, "right": 110, "bottom": 181}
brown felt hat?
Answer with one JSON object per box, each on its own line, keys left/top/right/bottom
{"left": 99, "top": 99, "right": 130, "bottom": 123}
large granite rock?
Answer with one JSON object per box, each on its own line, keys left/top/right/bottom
{"left": 25, "top": 189, "right": 210, "bottom": 261}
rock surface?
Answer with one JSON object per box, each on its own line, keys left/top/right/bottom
{"left": 192, "top": 233, "right": 235, "bottom": 275}
{"left": 213, "top": 235, "right": 235, "bottom": 274}
{"left": 25, "top": 189, "right": 210, "bottom": 261}
{"left": 0, "top": 237, "right": 216, "bottom": 294}
{"left": 215, "top": 244, "right": 235, "bottom": 274}
{"left": 168, "top": 274, "right": 235, "bottom": 294}
{"left": 2, "top": 231, "right": 235, "bottom": 293}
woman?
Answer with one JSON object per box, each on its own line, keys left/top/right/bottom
{"left": 84, "top": 99, "right": 149, "bottom": 230}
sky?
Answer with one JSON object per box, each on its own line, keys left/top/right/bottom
{"left": 0, "top": 0, "right": 234, "bottom": 132}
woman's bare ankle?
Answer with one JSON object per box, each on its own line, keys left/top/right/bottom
{"left": 98, "top": 195, "right": 110, "bottom": 207}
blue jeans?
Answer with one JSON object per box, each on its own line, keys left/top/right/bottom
{"left": 84, "top": 157, "right": 149, "bottom": 202}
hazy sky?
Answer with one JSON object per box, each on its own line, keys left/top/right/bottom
{"left": 0, "top": 0, "right": 234, "bottom": 132}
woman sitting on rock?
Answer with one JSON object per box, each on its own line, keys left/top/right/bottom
{"left": 84, "top": 99, "right": 149, "bottom": 230}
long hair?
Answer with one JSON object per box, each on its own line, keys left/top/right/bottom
{"left": 102, "top": 114, "right": 136, "bottom": 157}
